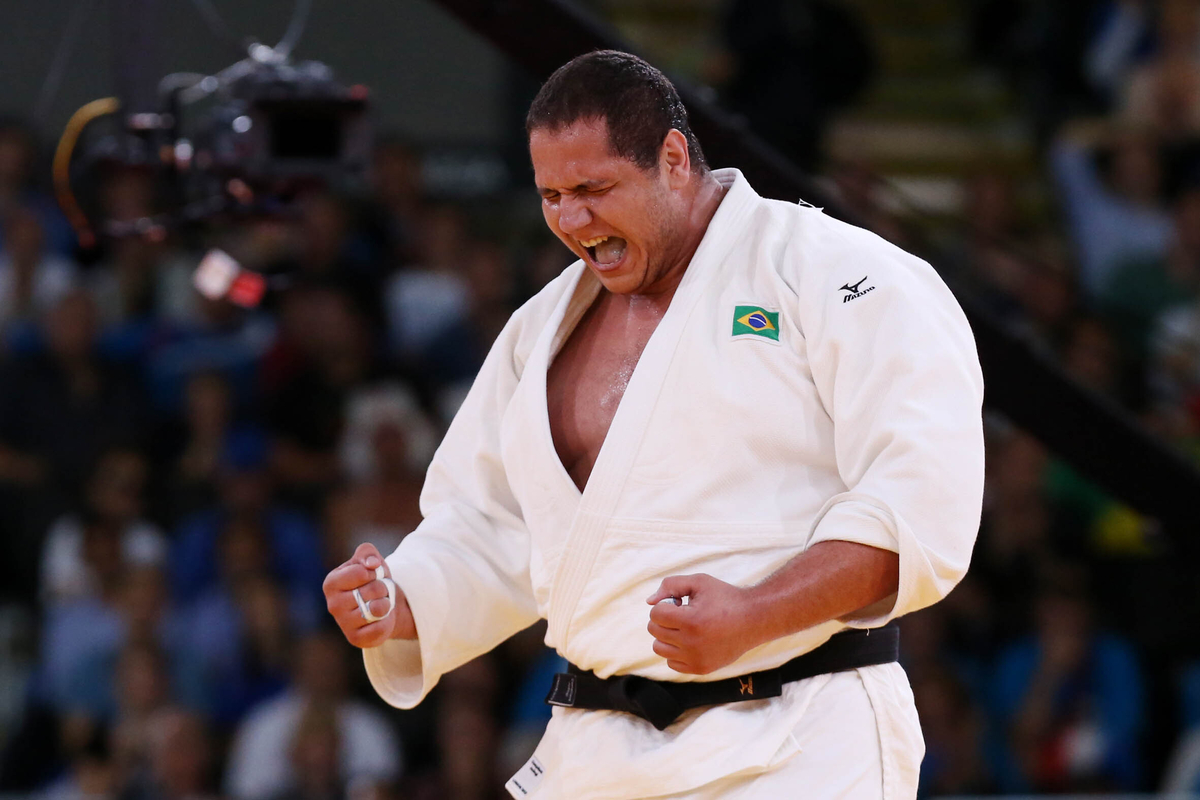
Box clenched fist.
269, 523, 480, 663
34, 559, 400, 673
324, 543, 418, 648
646, 573, 765, 675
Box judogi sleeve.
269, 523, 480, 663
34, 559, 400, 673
796, 224, 985, 625
363, 313, 540, 708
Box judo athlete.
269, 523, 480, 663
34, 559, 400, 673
324, 50, 984, 798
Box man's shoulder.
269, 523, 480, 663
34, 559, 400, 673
748, 201, 933, 295
741, 203, 962, 341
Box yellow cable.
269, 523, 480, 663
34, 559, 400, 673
53, 96, 119, 249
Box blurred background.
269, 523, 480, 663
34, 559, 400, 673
2, 0, 1200, 797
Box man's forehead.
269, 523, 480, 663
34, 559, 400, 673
530, 115, 611, 147
530, 118, 625, 187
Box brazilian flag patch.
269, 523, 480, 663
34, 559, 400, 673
732, 305, 780, 341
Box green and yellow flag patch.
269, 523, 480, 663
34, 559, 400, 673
732, 305, 780, 341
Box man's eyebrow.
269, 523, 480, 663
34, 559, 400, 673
537, 179, 611, 194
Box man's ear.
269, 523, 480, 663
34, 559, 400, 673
661, 129, 691, 187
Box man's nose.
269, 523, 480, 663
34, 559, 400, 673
557, 195, 592, 234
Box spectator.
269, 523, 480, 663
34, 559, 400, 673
326, 383, 435, 563
170, 428, 321, 726
969, 0, 1110, 138
183, 570, 298, 728
436, 657, 499, 800
153, 371, 236, 524
171, 426, 324, 614
1050, 119, 1172, 297
40, 447, 165, 605
122, 708, 219, 800
974, 430, 1056, 641
260, 191, 385, 327
1101, 186, 1200, 361
949, 171, 1023, 270
366, 135, 425, 266
421, 240, 517, 406
913, 669, 994, 796
88, 234, 201, 363
41, 566, 202, 722
273, 703, 345, 800
0, 289, 146, 492
225, 632, 402, 800
1120, 0, 1200, 140
89, 237, 185, 325
0, 205, 77, 342
1086, 1, 1157, 103
90, 640, 173, 767
265, 287, 383, 504
0, 290, 147, 599
1062, 315, 1123, 395
383, 204, 471, 360
899, 606, 987, 702
990, 571, 1144, 792
1013, 234, 1080, 352
145, 293, 275, 417
1161, 661, 1200, 792
37, 725, 118, 800
0, 119, 75, 257
718, 0, 876, 171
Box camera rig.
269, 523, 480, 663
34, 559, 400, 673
54, 0, 371, 247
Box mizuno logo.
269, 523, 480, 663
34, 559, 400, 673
839, 276, 875, 303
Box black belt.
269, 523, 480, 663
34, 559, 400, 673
544, 623, 899, 731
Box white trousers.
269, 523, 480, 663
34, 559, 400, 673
508, 663, 923, 800
656, 666, 918, 799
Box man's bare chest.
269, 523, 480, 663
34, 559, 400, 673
545, 296, 662, 492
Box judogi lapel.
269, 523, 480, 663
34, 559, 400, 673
541, 177, 761, 652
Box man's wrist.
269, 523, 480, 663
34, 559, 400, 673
738, 582, 788, 650
388, 593, 419, 640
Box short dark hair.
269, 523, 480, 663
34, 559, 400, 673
526, 50, 707, 173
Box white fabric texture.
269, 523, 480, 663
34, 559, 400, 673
364, 169, 984, 798
224, 692, 402, 800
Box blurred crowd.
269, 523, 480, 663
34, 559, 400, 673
817, 0, 1200, 795
0, 118, 574, 800
4, 0, 1200, 797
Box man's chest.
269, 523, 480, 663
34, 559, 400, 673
545, 295, 662, 492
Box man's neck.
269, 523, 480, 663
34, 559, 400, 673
632, 171, 727, 304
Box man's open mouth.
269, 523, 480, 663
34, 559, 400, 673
579, 235, 627, 266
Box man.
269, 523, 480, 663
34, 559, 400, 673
324, 51, 984, 798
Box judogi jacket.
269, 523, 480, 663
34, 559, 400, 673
365, 169, 985, 798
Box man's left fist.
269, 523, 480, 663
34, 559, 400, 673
646, 573, 765, 675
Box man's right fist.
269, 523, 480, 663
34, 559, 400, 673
324, 542, 418, 648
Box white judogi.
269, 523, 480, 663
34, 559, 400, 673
364, 169, 984, 798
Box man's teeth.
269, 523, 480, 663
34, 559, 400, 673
579, 236, 609, 248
